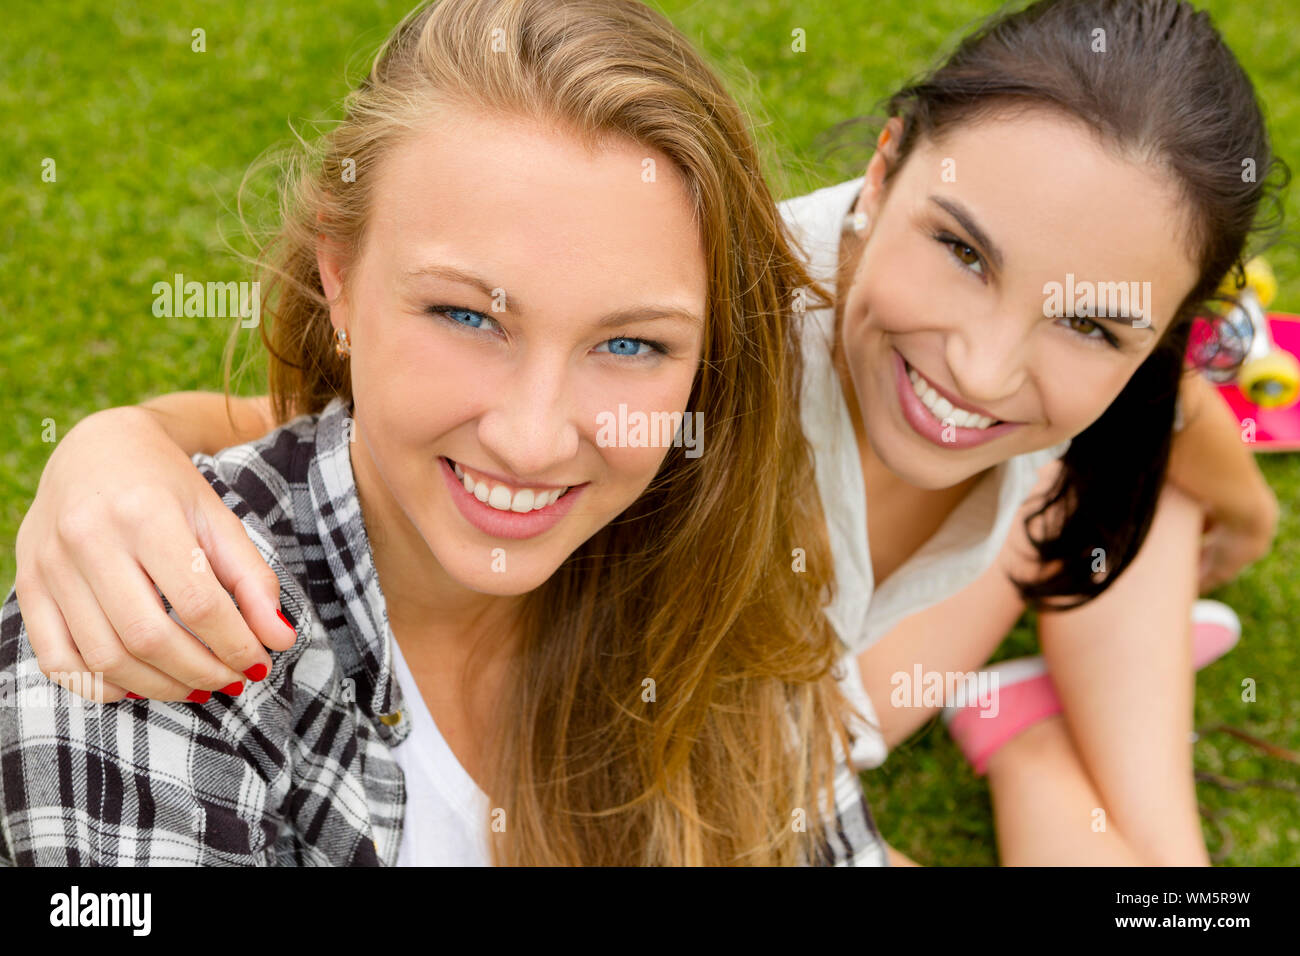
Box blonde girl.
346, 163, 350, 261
0, 0, 882, 866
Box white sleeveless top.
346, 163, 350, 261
777, 177, 1071, 768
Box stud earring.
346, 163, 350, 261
842, 210, 870, 236
334, 328, 351, 358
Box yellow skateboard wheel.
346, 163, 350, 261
1239, 349, 1300, 408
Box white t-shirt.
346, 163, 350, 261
389, 632, 492, 866
777, 177, 1071, 768
387, 626, 884, 866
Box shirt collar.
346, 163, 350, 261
306, 398, 408, 739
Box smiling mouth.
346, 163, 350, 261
903, 361, 1004, 430
444, 458, 573, 513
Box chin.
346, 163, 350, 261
870, 427, 989, 491
893, 458, 982, 491
445, 560, 559, 598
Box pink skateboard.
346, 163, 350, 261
1207, 313, 1300, 452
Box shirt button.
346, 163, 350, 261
379, 710, 402, 726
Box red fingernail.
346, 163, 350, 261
244, 662, 269, 682
277, 608, 295, 633
186, 690, 211, 703
219, 681, 244, 696
125, 692, 144, 700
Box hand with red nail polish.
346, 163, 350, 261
244, 662, 269, 682
11, 402, 298, 705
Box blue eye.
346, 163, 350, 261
428, 306, 501, 334
429, 306, 666, 358
595, 336, 667, 358
445, 308, 486, 328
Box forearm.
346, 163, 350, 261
1167, 373, 1275, 530
138, 392, 275, 457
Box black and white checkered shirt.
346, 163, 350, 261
0, 398, 886, 866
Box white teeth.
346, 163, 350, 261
449, 460, 569, 513
907, 365, 997, 430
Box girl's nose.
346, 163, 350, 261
476, 357, 581, 478
944, 320, 1031, 410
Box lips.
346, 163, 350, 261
904, 362, 1001, 429
439, 456, 587, 540
891, 350, 1022, 450
447, 458, 570, 513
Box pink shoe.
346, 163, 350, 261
942, 658, 1059, 776
1189, 599, 1241, 670
943, 600, 1240, 776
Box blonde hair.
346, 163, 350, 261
238, 0, 852, 865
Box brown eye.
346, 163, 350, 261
938, 234, 985, 276
1067, 315, 1102, 337
1054, 313, 1119, 348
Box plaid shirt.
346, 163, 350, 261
0, 398, 886, 866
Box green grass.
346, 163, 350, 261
1, 0, 1297, 864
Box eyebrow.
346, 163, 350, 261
928, 199, 1159, 334
929, 195, 1005, 273
404, 263, 703, 329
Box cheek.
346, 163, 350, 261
845, 246, 937, 345
351, 316, 498, 459
839, 275, 911, 395
576, 363, 698, 492
595, 445, 674, 504
1035, 347, 1141, 435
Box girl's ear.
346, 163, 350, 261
856, 116, 904, 218
315, 216, 348, 331
317, 237, 344, 302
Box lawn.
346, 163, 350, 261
1, 0, 1296, 864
